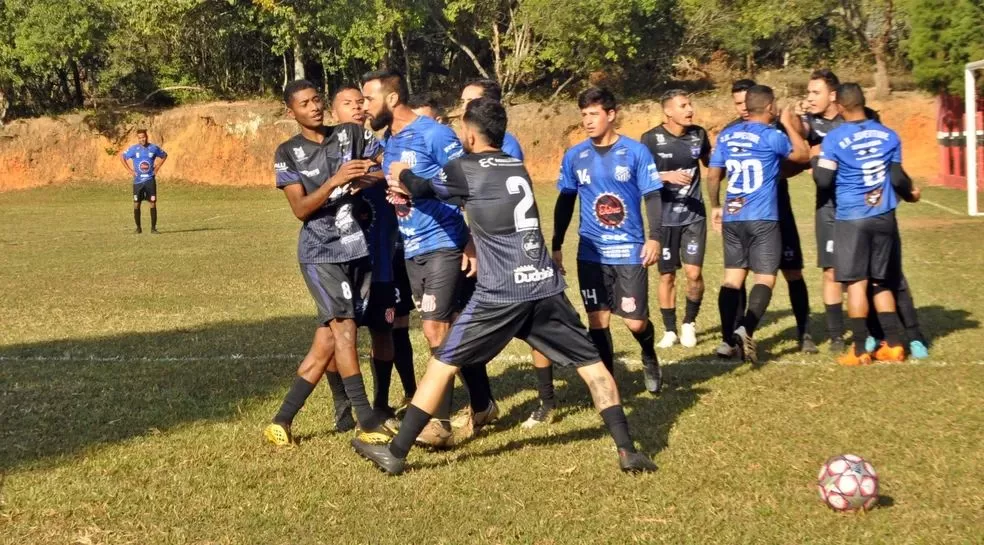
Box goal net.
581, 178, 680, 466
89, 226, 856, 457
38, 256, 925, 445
965, 59, 984, 216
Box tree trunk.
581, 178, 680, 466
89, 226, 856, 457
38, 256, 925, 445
293, 39, 306, 81
56, 69, 71, 106
745, 52, 755, 78
398, 29, 413, 94
0, 88, 8, 125
69, 59, 84, 107
282, 52, 289, 90
873, 52, 891, 99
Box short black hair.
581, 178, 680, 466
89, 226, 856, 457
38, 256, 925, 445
660, 89, 689, 107
283, 79, 318, 106
464, 79, 503, 103
330, 84, 362, 103
810, 68, 840, 91
836, 83, 866, 110
407, 93, 442, 112
744, 85, 775, 114
360, 69, 409, 104
136, 128, 148, 135
731, 79, 757, 94
463, 97, 506, 149
577, 87, 617, 111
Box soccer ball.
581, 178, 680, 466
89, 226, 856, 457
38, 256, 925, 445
817, 454, 879, 512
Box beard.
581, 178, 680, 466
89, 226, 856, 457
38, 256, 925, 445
369, 105, 393, 131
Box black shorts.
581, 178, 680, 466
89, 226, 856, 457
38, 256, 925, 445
723, 220, 781, 275
434, 292, 600, 368
392, 249, 414, 318
658, 220, 707, 274
778, 196, 804, 270
816, 204, 836, 269
834, 211, 901, 286
405, 248, 468, 322
362, 282, 395, 332
300, 257, 372, 325
576, 261, 649, 319
133, 180, 157, 203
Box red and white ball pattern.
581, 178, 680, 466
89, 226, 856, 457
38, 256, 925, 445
817, 454, 879, 512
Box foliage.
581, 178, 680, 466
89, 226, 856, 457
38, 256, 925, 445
904, 0, 984, 96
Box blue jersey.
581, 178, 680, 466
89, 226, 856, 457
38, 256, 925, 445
123, 143, 167, 184
382, 116, 468, 258
557, 136, 663, 265
503, 132, 523, 160
709, 121, 792, 222
819, 119, 901, 221
344, 130, 397, 282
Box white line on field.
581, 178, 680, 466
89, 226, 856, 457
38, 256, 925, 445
920, 198, 966, 216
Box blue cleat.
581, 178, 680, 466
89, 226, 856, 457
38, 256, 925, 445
909, 340, 929, 359
864, 336, 877, 354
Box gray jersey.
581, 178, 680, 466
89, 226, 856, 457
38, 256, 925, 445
640, 125, 710, 226
274, 124, 380, 264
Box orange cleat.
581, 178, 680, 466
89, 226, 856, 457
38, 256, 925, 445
837, 349, 872, 367
873, 342, 906, 362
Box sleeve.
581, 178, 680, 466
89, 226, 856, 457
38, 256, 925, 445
552, 191, 577, 251
154, 145, 168, 158
274, 146, 301, 189
556, 150, 578, 193
502, 133, 524, 160
644, 192, 662, 241
708, 134, 727, 167
813, 139, 839, 190
400, 159, 469, 205
122, 146, 134, 159
700, 129, 712, 159
889, 132, 902, 164
770, 130, 793, 159
636, 146, 663, 195
430, 125, 465, 167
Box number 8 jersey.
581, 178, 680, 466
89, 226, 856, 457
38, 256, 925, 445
818, 119, 901, 221
709, 121, 793, 222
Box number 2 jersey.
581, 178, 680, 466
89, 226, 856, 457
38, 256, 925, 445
818, 119, 901, 221
381, 115, 468, 258
404, 152, 565, 304
557, 137, 663, 265
709, 121, 793, 223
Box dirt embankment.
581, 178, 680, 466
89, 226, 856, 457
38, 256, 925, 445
0, 92, 937, 191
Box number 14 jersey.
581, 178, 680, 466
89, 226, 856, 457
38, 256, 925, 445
709, 121, 793, 223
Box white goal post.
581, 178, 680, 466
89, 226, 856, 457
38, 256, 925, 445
965, 59, 984, 216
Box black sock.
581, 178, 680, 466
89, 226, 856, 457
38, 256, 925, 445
324, 370, 350, 415
741, 284, 773, 336
718, 286, 741, 343
389, 404, 431, 460
787, 278, 810, 339
736, 283, 748, 332
600, 406, 635, 452
371, 358, 394, 410
825, 303, 844, 341
460, 364, 493, 413
273, 376, 316, 426
660, 308, 677, 334
342, 374, 379, 429
631, 321, 657, 359
683, 297, 701, 324
535, 364, 555, 407
134, 209, 141, 229
877, 312, 903, 346
865, 310, 884, 340
391, 327, 417, 397
588, 328, 615, 375
895, 288, 925, 343
150, 207, 158, 230
850, 317, 868, 354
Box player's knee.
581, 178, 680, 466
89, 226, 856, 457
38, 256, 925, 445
822, 268, 836, 281
586, 312, 609, 329
624, 318, 648, 334
659, 273, 676, 287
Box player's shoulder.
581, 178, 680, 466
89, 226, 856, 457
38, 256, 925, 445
563, 138, 594, 160
640, 124, 665, 142
275, 133, 305, 156
686, 124, 708, 140
615, 134, 647, 154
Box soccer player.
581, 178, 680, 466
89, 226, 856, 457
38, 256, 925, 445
408, 93, 446, 124
263, 80, 395, 446
553, 87, 664, 394
350, 97, 657, 475
707, 85, 811, 364
641, 90, 710, 349
459, 78, 556, 427
120, 129, 167, 234
812, 83, 917, 364
800, 69, 929, 358
362, 69, 497, 447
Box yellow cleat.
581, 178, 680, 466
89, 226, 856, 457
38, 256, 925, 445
264, 422, 293, 446
873, 342, 905, 363
355, 419, 398, 445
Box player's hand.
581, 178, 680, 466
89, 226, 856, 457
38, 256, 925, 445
462, 239, 478, 278
909, 187, 921, 203
348, 175, 378, 195
711, 207, 723, 234
330, 160, 373, 188
388, 161, 411, 182
779, 106, 799, 130
661, 170, 692, 185
385, 190, 410, 206
794, 99, 808, 117
640, 240, 660, 268
551, 250, 566, 275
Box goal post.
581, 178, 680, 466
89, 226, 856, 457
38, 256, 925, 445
965, 59, 984, 216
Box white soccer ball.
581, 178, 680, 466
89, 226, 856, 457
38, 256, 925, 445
817, 454, 879, 512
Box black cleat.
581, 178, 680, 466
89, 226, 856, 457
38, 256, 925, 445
800, 333, 819, 354
151, 229, 160, 234
351, 437, 406, 475
641, 353, 662, 394
733, 326, 758, 365
829, 336, 846, 355
134, 227, 142, 234
618, 448, 658, 473
333, 399, 356, 433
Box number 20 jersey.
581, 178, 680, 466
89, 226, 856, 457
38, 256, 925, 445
709, 121, 792, 223
557, 137, 663, 265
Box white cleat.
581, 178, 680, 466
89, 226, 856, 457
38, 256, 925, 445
656, 331, 678, 349
715, 341, 738, 358
679, 323, 697, 348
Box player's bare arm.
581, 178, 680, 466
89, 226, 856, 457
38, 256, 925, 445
706, 166, 724, 233
781, 107, 811, 164
283, 159, 373, 220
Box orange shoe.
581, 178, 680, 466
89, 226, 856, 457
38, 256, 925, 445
837, 349, 872, 367
873, 342, 905, 362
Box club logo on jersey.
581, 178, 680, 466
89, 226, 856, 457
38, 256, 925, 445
686, 241, 699, 256
400, 151, 417, 168
655, 133, 666, 144
337, 129, 350, 145
390, 193, 414, 220
725, 197, 745, 215
865, 187, 883, 206
385, 307, 395, 324
419, 293, 437, 313
522, 232, 542, 260
293, 147, 307, 161
593, 193, 626, 228
513, 265, 554, 284
138, 160, 151, 173
690, 146, 702, 158
614, 165, 631, 182
620, 297, 637, 313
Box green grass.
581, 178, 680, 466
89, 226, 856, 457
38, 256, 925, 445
1, 179, 982, 545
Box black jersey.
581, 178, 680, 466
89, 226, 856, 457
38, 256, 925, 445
640, 124, 710, 226
274, 123, 378, 264
801, 107, 880, 210
401, 151, 566, 304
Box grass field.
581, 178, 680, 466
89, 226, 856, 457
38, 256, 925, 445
1, 179, 982, 544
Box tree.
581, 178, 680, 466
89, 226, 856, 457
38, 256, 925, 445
830, 0, 901, 99
905, 0, 984, 96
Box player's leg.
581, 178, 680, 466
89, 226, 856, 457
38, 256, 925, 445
818, 208, 845, 352
679, 219, 707, 348
732, 221, 782, 364
834, 217, 876, 365
717, 223, 748, 358
391, 255, 417, 405
324, 353, 356, 432
779, 197, 814, 352
656, 225, 681, 348
365, 282, 397, 416
869, 215, 906, 362
522, 349, 557, 429
133, 189, 142, 234
895, 275, 928, 358
578, 260, 616, 375
614, 265, 661, 394
148, 181, 159, 234
265, 325, 334, 445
